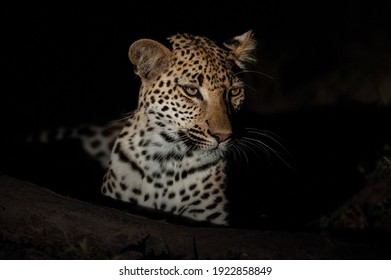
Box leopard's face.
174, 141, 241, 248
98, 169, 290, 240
101, 31, 257, 225
134, 33, 252, 152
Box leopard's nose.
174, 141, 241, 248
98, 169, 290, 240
212, 132, 232, 143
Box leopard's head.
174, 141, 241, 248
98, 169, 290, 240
128, 31, 257, 151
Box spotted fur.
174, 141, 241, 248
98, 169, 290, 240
26, 122, 123, 169
101, 31, 257, 225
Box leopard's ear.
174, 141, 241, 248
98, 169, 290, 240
128, 39, 172, 80
223, 30, 257, 69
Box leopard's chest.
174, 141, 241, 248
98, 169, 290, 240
101, 124, 229, 225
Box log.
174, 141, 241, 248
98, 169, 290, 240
0, 175, 384, 259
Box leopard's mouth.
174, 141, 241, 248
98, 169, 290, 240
178, 130, 229, 153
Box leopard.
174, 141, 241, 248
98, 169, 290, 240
99, 30, 258, 226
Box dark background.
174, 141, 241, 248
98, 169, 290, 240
1, 1, 391, 231
3, 1, 389, 127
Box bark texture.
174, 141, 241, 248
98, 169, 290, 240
0, 175, 388, 259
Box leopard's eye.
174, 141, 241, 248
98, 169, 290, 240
229, 87, 242, 96
181, 85, 199, 96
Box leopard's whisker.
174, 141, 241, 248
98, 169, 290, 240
238, 137, 273, 162
234, 69, 274, 80
228, 141, 250, 165
237, 131, 296, 171
245, 128, 292, 156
